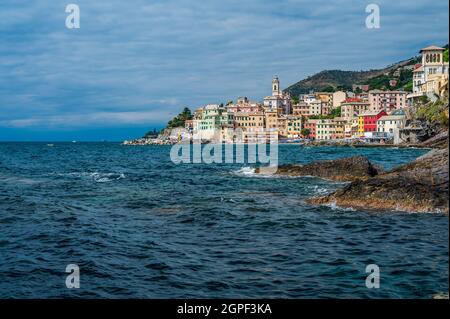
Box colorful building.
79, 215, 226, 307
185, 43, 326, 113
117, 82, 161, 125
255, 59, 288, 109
286, 116, 303, 138
332, 117, 347, 139
368, 90, 408, 112
341, 100, 370, 119
358, 110, 387, 136
377, 114, 406, 136
316, 119, 336, 140
303, 119, 318, 139
292, 103, 310, 117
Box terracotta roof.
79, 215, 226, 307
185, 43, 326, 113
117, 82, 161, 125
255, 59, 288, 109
344, 97, 362, 103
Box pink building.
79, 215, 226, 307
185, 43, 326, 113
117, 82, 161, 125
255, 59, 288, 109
368, 90, 407, 112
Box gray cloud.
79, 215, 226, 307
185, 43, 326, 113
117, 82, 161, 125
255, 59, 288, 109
0, 0, 448, 130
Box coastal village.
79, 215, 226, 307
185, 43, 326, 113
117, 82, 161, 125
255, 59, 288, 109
124, 45, 449, 145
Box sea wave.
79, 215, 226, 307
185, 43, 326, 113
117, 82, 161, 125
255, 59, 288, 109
325, 201, 356, 212
0, 175, 41, 185
58, 172, 126, 183
308, 185, 334, 195
231, 166, 299, 179
231, 166, 278, 178
234, 167, 256, 176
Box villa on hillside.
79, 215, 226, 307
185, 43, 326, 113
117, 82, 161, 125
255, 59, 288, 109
408, 45, 449, 103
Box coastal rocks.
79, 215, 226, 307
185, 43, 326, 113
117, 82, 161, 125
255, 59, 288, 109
301, 139, 393, 147
123, 138, 175, 145
419, 130, 449, 149
257, 156, 383, 182
308, 147, 449, 213
398, 120, 443, 145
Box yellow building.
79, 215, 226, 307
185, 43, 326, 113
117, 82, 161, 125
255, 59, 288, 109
277, 116, 288, 137
357, 115, 365, 137
333, 117, 347, 139
234, 112, 266, 142
264, 110, 278, 131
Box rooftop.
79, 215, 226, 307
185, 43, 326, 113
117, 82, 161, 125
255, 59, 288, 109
378, 115, 406, 121
359, 110, 386, 117
420, 45, 445, 52
369, 89, 407, 94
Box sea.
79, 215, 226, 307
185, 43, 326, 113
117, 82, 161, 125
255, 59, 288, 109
0, 142, 448, 298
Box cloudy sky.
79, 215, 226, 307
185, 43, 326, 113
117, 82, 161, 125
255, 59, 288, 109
0, 0, 448, 141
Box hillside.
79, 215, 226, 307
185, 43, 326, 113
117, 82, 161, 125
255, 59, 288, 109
284, 57, 419, 96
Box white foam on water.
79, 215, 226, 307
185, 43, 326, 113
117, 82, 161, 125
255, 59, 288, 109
325, 201, 356, 212
232, 166, 279, 178
394, 205, 445, 214
58, 172, 126, 183
1, 175, 41, 185
234, 167, 256, 176
308, 184, 333, 195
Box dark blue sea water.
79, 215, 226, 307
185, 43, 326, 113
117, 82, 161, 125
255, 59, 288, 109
0, 143, 448, 298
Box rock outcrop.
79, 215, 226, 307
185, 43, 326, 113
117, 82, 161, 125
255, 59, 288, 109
398, 120, 443, 144
419, 130, 449, 149
256, 156, 383, 182
308, 147, 449, 213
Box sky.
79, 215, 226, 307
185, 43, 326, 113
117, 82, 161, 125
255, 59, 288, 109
0, 0, 448, 141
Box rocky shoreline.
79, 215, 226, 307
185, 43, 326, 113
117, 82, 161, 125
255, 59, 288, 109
262, 130, 449, 214
256, 156, 383, 182
123, 138, 176, 145
308, 147, 448, 213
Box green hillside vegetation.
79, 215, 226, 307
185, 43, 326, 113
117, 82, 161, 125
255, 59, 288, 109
360, 68, 414, 91
416, 98, 449, 126
166, 107, 193, 129
309, 107, 341, 120
284, 69, 378, 95
143, 128, 160, 138
284, 53, 425, 96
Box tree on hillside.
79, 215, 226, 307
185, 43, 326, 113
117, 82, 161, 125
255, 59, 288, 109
404, 80, 413, 92
144, 128, 160, 138
444, 49, 449, 62
167, 107, 193, 129
320, 85, 335, 92
330, 106, 341, 118
300, 128, 311, 138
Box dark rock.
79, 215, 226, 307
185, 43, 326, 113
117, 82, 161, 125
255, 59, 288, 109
257, 156, 383, 182
420, 130, 449, 149
399, 120, 445, 144
308, 147, 449, 213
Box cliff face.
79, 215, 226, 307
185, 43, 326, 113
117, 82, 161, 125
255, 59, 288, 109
308, 147, 449, 213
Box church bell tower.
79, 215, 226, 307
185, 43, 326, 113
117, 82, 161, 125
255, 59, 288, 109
272, 76, 281, 96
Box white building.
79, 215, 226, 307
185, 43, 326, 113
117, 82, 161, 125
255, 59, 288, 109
193, 104, 224, 141
409, 45, 449, 102
263, 76, 292, 114
377, 114, 406, 136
